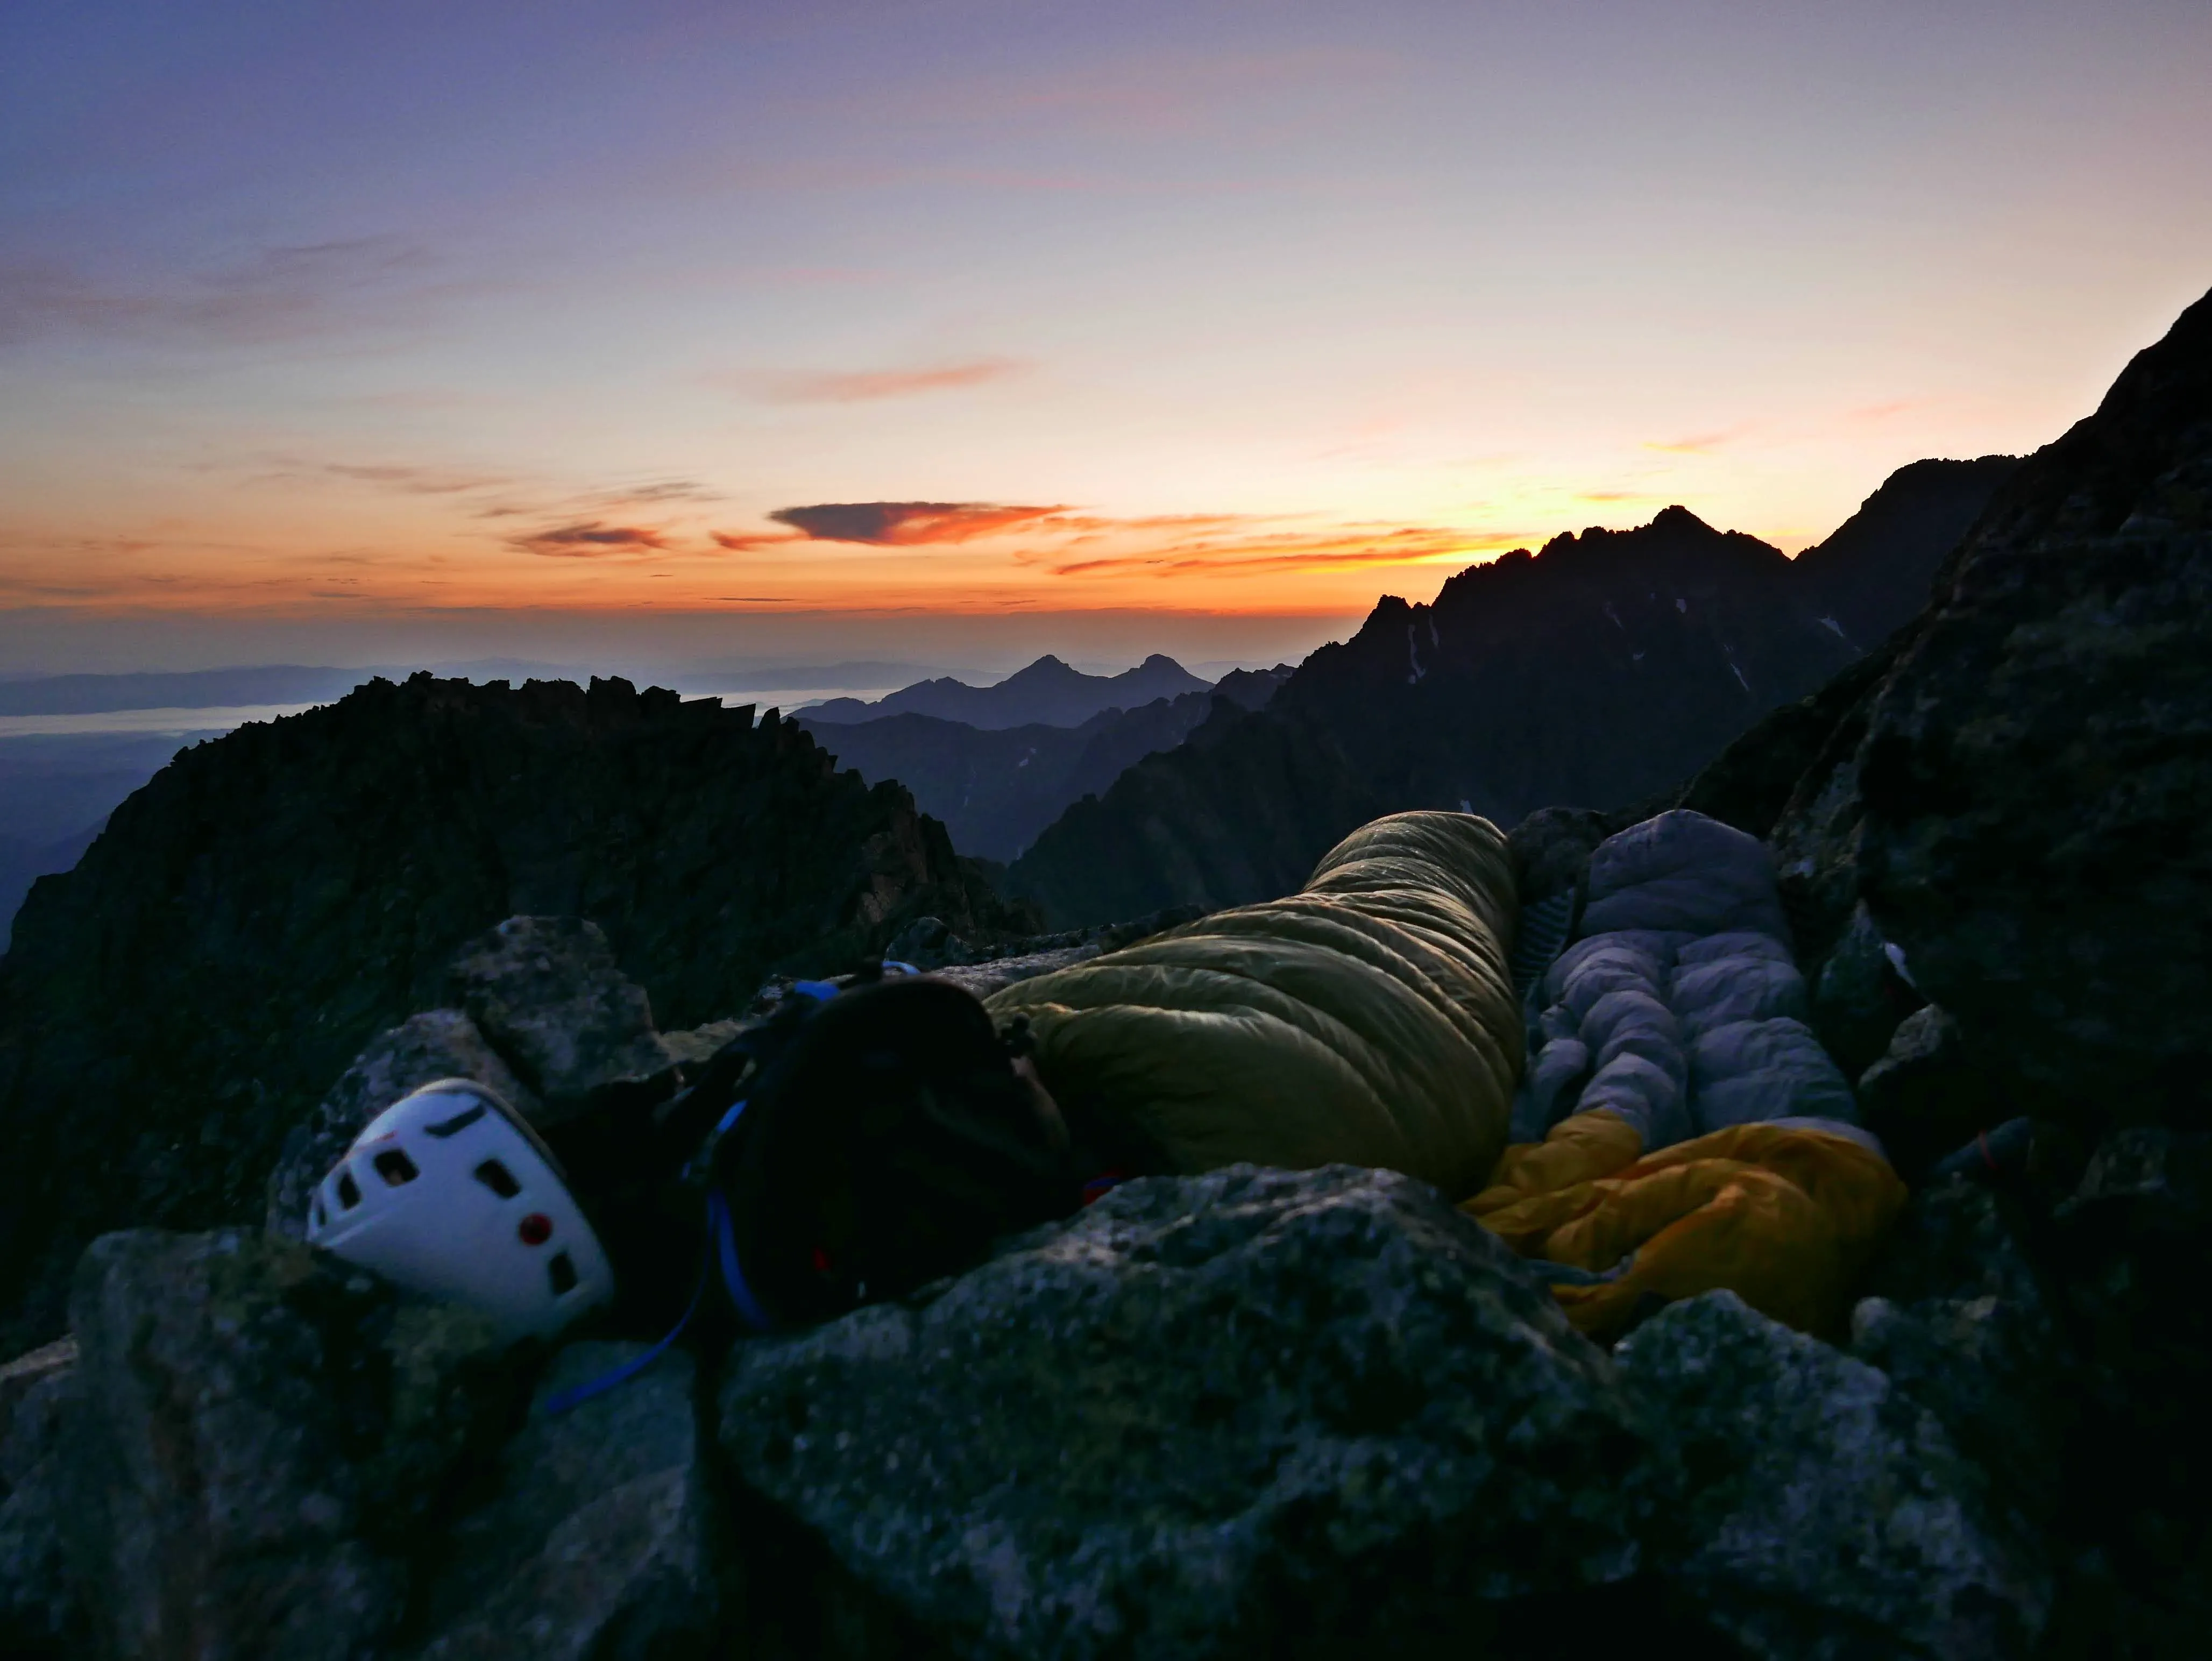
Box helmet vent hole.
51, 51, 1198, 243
336, 1170, 362, 1210
373, 1148, 419, 1186
547, 1252, 578, 1296
310, 1198, 327, 1230
473, 1159, 521, 1199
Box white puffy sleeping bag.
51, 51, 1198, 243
1511, 810, 1861, 1151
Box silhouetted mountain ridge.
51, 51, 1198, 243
1007, 475, 2014, 927
806, 652, 1211, 729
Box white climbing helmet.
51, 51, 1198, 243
304, 1078, 615, 1344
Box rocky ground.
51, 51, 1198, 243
0, 866, 2195, 1657
1, 288, 2206, 1657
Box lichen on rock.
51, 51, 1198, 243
58, 1228, 519, 1661
1617, 1289, 2050, 1660
720, 1163, 1658, 1658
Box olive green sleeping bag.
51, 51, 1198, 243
984, 811, 1523, 1201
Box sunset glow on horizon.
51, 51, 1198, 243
5, 1, 2210, 671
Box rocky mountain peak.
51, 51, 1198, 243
1954, 285, 2212, 558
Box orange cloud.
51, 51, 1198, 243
511, 521, 671, 557
1050, 523, 1520, 580
710, 528, 805, 552
762, 501, 1068, 545
1644, 427, 1745, 456
735, 357, 1030, 404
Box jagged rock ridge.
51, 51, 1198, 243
0, 672, 1019, 1355
1684, 282, 2212, 1121
1008, 502, 1897, 927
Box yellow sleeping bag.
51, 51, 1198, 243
1465, 1110, 1908, 1340
984, 812, 1523, 1201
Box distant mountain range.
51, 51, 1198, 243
798, 668, 1291, 862
1005, 459, 2015, 927
805, 653, 1213, 729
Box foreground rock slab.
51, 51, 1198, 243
60, 1229, 514, 1661
1, 1344, 81, 1655
720, 1164, 1654, 1659
1617, 1290, 2050, 1660
414, 1342, 722, 1660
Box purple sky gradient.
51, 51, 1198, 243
3, 0, 2209, 675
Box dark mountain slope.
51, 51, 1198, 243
0, 731, 235, 943
1010, 508, 1862, 925
1746, 282, 2212, 1116
0, 822, 103, 951
0, 673, 1012, 1352
1667, 284, 2212, 1636
797, 666, 1290, 862
1791, 455, 2022, 647
997, 696, 1384, 927
807, 652, 1210, 729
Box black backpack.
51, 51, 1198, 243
689, 973, 1078, 1329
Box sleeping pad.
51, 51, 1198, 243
1465, 809, 1906, 1339
983, 811, 1522, 1202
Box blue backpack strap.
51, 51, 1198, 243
708, 1187, 776, 1333
539, 1268, 706, 1416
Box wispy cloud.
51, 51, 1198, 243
0, 239, 451, 347
322, 462, 511, 495
757, 501, 1068, 546
833, 46, 1390, 138
602, 478, 724, 505
511, 521, 671, 557
1644, 427, 1745, 456
724, 357, 1030, 404
1847, 399, 1926, 422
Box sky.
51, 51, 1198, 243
3, 0, 2209, 678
